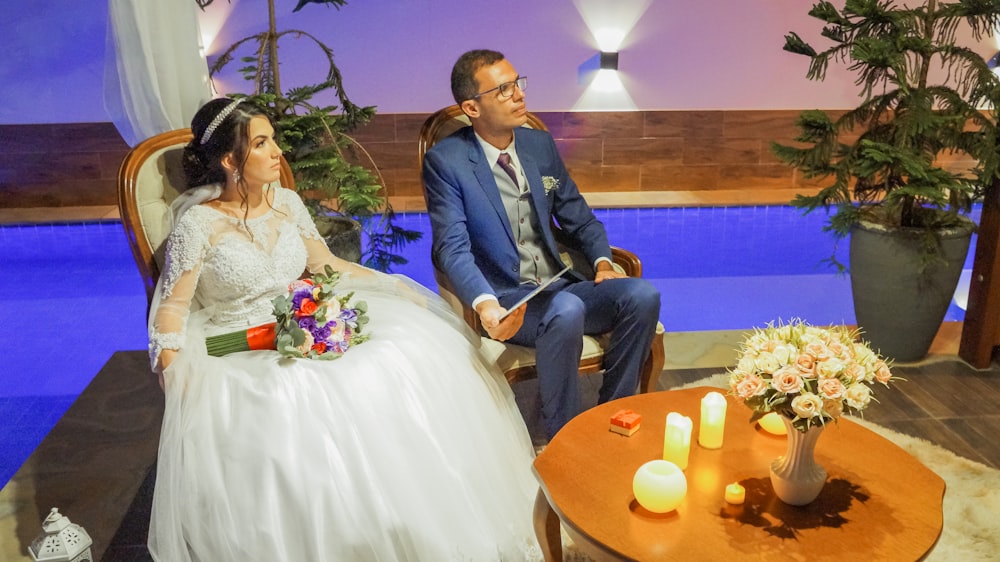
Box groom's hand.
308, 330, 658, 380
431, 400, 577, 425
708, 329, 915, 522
594, 261, 626, 283
477, 300, 524, 341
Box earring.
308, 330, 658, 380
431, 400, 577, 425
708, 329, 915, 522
233, 170, 241, 184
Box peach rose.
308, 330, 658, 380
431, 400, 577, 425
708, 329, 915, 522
773, 343, 797, 365
754, 352, 781, 375
817, 377, 845, 400
735, 373, 769, 399
296, 330, 315, 355
816, 357, 846, 378
771, 367, 803, 394
793, 353, 816, 376
823, 398, 844, 419
874, 361, 892, 384
841, 361, 866, 384
736, 353, 757, 374
792, 392, 824, 419
844, 383, 873, 410
804, 341, 833, 361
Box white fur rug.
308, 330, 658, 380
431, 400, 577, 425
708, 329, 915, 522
563, 374, 1000, 561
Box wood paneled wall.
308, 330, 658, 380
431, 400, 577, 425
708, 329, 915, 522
0, 110, 976, 210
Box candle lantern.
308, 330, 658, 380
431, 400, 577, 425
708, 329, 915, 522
28, 508, 93, 562
632, 459, 688, 513
698, 391, 727, 449
662, 412, 693, 470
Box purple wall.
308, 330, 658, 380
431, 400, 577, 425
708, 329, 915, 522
2, 0, 995, 124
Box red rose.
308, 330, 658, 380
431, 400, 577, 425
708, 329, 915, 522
296, 298, 319, 316
311, 341, 327, 354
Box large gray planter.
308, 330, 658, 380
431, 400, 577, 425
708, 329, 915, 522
314, 215, 362, 263
849, 219, 974, 362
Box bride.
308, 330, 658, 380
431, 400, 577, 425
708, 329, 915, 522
147, 97, 540, 561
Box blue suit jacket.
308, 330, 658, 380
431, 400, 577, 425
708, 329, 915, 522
423, 126, 612, 307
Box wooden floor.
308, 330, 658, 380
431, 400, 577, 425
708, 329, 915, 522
659, 359, 1000, 470
94, 355, 1000, 561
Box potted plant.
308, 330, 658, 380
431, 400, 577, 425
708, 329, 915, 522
196, 0, 421, 271
772, 0, 1000, 361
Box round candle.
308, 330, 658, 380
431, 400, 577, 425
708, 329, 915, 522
698, 391, 727, 449
724, 482, 746, 505
759, 412, 788, 435
633, 460, 688, 513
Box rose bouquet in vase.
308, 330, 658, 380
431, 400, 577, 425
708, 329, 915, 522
206, 265, 369, 359
727, 319, 900, 505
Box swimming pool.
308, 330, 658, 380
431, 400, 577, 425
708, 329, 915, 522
0, 204, 980, 486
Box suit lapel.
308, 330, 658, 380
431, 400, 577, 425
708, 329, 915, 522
515, 131, 562, 259
465, 129, 516, 246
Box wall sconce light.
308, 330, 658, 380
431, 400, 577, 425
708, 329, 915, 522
600, 51, 619, 71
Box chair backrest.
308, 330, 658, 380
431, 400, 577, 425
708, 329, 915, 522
417, 104, 548, 173
117, 128, 295, 307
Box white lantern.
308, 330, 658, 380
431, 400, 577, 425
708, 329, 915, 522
28, 508, 93, 562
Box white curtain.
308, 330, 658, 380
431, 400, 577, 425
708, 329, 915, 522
104, 0, 213, 147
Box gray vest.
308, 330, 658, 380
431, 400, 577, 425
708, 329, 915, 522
492, 159, 560, 284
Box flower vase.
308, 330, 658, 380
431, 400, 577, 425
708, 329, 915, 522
769, 415, 827, 506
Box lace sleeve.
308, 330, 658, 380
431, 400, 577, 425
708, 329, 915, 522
148, 211, 208, 370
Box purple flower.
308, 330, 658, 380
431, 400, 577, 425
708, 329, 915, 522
291, 287, 313, 308
297, 316, 317, 332
312, 323, 332, 342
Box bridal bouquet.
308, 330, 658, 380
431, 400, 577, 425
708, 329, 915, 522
727, 319, 897, 433
206, 265, 369, 359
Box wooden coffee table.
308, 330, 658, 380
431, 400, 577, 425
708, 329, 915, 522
532, 388, 945, 561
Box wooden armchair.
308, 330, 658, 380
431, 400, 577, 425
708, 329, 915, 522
418, 105, 665, 394
116, 128, 295, 309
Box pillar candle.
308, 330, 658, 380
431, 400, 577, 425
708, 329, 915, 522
698, 391, 727, 449
662, 412, 693, 470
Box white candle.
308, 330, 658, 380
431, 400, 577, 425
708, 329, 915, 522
662, 412, 693, 470
633, 460, 688, 513
724, 482, 746, 505
759, 412, 788, 435
698, 391, 727, 449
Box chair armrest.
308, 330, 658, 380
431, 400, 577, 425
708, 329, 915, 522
611, 246, 642, 278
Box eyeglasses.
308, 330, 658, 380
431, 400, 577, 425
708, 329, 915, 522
473, 76, 527, 100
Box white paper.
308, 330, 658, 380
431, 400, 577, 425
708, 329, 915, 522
498, 265, 572, 321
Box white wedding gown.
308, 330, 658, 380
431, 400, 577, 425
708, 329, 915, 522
147, 186, 541, 561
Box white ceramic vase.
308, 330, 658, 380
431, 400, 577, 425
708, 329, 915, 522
769, 415, 827, 506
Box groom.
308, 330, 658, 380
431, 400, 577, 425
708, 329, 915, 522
422, 49, 661, 438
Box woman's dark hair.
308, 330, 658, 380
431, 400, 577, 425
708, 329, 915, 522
182, 97, 272, 189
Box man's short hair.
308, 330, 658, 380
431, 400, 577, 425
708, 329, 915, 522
451, 49, 506, 104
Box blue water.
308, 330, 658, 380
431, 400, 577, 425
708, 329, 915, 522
0, 204, 980, 487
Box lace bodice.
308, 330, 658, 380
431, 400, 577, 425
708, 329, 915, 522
149, 187, 349, 366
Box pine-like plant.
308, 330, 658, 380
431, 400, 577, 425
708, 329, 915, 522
773, 0, 1000, 265
197, 0, 421, 271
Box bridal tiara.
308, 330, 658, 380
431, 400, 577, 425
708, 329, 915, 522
200, 99, 243, 145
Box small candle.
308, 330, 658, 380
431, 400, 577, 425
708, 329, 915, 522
662, 412, 693, 470
759, 412, 788, 435
724, 482, 746, 505
698, 391, 727, 449
633, 460, 688, 513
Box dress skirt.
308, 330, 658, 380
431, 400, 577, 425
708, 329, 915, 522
149, 279, 541, 561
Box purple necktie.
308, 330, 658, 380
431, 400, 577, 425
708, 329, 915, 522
497, 152, 519, 187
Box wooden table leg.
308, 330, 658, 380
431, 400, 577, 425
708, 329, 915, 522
533, 487, 562, 562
